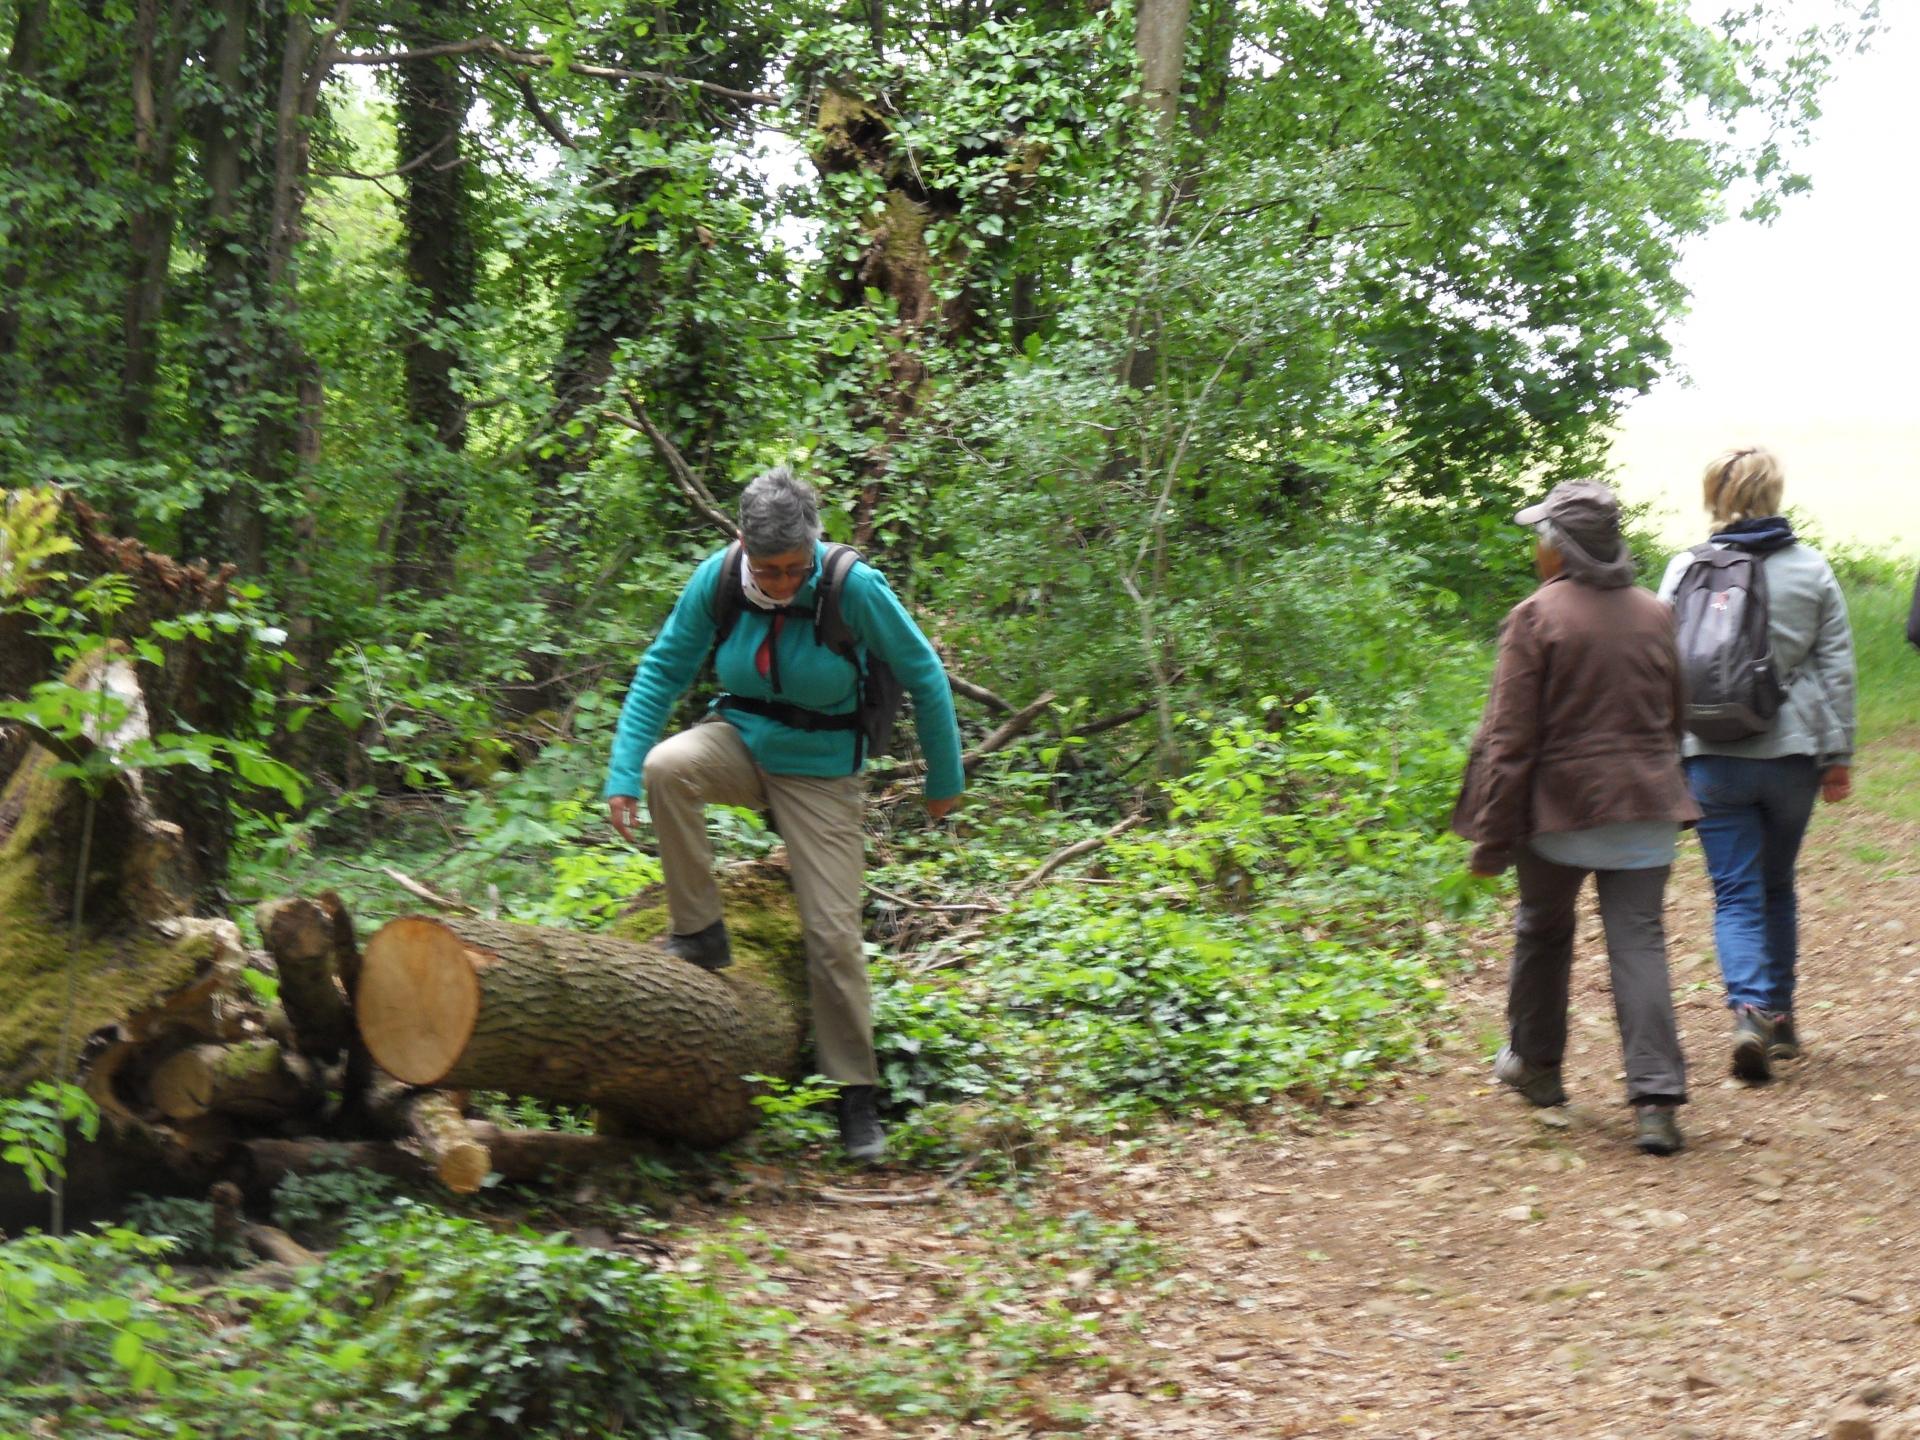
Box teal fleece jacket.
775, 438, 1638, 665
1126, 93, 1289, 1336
604, 541, 965, 802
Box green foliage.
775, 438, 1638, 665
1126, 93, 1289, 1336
253, 1201, 751, 1438
866, 701, 1486, 1140
743, 1074, 842, 1154
119, 1195, 242, 1266
0, 1081, 99, 1194
269, 1165, 403, 1239
0, 1226, 195, 1423
1, 1205, 768, 1439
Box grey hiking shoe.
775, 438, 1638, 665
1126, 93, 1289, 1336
1731, 1004, 1772, 1082
1768, 1011, 1800, 1061
663, 919, 732, 972
836, 1085, 886, 1165
1493, 1045, 1567, 1108
1634, 1103, 1683, 1156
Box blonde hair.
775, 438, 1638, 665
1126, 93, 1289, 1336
1702, 446, 1785, 527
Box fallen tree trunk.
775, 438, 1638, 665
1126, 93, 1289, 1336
355, 873, 809, 1146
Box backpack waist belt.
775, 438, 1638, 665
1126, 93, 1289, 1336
717, 694, 860, 733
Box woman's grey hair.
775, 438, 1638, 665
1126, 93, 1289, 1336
737, 466, 821, 556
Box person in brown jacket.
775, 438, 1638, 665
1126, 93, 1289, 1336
1453, 481, 1702, 1155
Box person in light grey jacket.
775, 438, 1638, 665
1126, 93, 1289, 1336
1658, 446, 1856, 1083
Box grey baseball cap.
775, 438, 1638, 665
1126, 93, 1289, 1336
1514, 480, 1622, 551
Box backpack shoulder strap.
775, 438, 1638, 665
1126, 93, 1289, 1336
710, 540, 746, 643
813, 544, 864, 658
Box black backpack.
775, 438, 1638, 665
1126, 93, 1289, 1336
708, 540, 907, 770
1670, 543, 1788, 742
1907, 563, 1920, 651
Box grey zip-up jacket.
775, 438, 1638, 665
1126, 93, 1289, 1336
1657, 534, 1856, 767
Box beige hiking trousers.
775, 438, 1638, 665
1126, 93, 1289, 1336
643, 718, 874, 1085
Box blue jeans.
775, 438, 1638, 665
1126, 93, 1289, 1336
1683, 754, 1821, 1013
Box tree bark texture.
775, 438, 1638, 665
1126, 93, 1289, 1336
356, 899, 807, 1146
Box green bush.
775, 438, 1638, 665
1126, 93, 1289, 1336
2, 1204, 762, 1439
254, 1200, 750, 1438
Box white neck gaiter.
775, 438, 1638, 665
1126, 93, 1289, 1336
739, 550, 782, 610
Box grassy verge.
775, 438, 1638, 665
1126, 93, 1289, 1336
1838, 560, 1920, 826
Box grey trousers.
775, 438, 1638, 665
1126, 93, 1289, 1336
643, 719, 875, 1085
1508, 850, 1688, 1104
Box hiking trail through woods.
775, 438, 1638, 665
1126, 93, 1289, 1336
687, 736, 1920, 1438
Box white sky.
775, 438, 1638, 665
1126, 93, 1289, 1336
1609, 6, 1920, 553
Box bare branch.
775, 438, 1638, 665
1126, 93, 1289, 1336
1010, 811, 1146, 897
316, 131, 456, 181
1068, 701, 1154, 740
946, 673, 1013, 712
968, 691, 1056, 768
873, 690, 1057, 780
503, 66, 577, 149
612, 395, 736, 537
328, 37, 779, 107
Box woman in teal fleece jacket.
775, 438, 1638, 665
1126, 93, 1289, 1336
605, 466, 962, 1162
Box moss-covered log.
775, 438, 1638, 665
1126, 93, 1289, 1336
0, 737, 248, 1098
354, 873, 809, 1146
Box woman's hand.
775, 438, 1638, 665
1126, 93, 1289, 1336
1821, 765, 1852, 805
608, 794, 640, 843
926, 794, 960, 821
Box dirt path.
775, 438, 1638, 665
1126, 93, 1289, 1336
1110, 755, 1920, 1439
691, 745, 1920, 1438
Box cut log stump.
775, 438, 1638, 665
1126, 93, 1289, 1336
355, 873, 808, 1146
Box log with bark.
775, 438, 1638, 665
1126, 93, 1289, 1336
354, 871, 810, 1146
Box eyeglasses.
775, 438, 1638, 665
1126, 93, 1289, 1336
747, 559, 814, 584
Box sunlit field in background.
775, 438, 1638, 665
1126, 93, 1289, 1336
1610, 414, 1920, 554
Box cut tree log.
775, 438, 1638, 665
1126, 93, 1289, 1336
354, 871, 809, 1146
358, 1078, 491, 1193
256, 894, 358, 1063
149, 1040, 321, 1123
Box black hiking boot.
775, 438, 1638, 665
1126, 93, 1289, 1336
1730, 1004, 1773, 1083
663, 919, 732, 972
1493, 1045, 1567, 1108
836, 1085, 886, 1165
1634, 1103, 1684, 1156
1768, 1011, 1800, 1061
